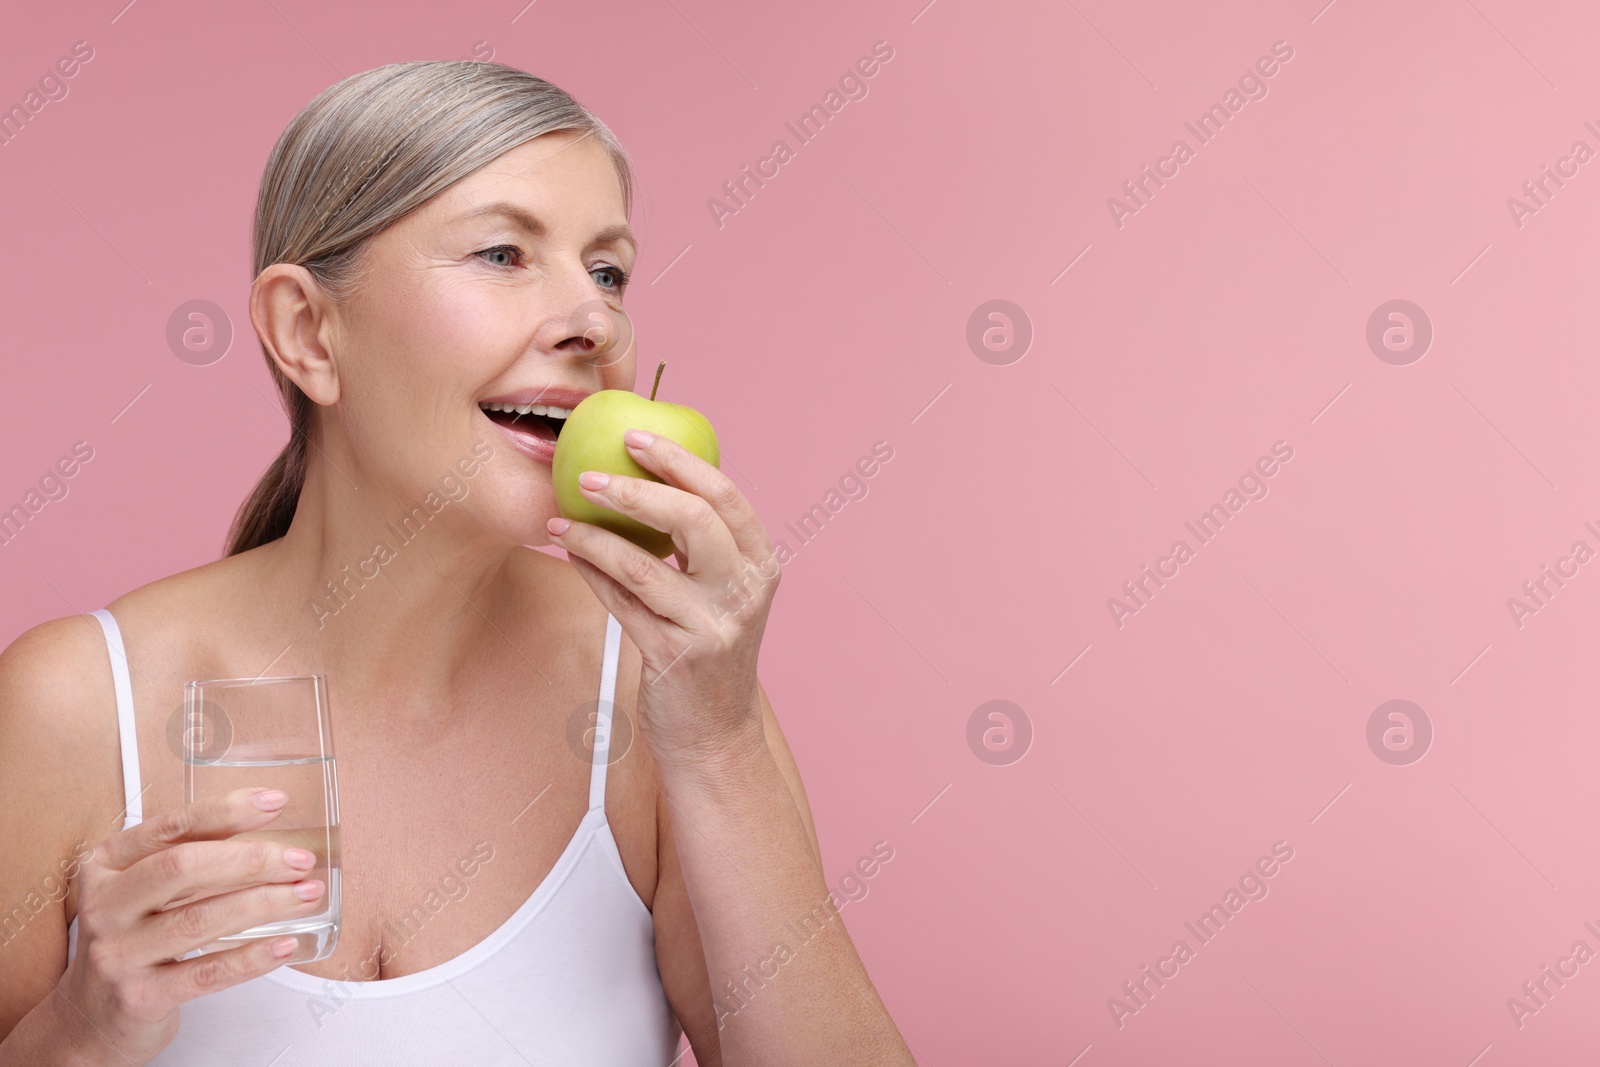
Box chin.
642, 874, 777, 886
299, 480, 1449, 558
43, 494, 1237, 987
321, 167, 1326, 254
484, 497, 561, 549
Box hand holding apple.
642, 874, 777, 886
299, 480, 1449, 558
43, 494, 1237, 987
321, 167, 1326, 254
545, 368, 779, 769
552, 362, 720, 558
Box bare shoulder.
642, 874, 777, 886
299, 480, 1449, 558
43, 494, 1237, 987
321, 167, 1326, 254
0, 611, 126, 848
0, 551, 263, 849
87, 549, 264, 661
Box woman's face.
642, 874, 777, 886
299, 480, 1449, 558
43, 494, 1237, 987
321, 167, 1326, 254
327, 130, 638, 548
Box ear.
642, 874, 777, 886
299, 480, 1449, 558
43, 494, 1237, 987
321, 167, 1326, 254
250, 264, 342, 406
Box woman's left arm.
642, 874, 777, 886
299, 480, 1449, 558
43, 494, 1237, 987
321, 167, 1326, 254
546, 428, 916, 1067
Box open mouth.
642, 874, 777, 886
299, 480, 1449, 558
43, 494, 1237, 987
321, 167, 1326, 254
478, 401, 571, 443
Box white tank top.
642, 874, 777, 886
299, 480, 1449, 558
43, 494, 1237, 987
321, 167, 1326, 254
67, 607, 683, 1066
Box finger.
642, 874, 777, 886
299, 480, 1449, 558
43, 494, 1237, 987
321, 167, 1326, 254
622, 430, 772, 564
565, 553, 699, 681
573, 470, 739, 578
111, 836, 321, 924
95, 788, 292, 873
552, 519, 687, 623
564, 551, 669, 642
127, 879, 326, 967
157, 933, 303, 1006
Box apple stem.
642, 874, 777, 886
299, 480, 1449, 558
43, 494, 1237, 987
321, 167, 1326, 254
649, 360, 666, 402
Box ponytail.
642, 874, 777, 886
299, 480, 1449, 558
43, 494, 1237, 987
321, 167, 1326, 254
223, 388, 311, 556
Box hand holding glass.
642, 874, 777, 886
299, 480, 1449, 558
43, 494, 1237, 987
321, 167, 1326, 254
181, 674, 341, 964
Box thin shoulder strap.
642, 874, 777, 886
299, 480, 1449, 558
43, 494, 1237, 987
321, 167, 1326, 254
587, 613, 623, 812
89, 609, 144, 829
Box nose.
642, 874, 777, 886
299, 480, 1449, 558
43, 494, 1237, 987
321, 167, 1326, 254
532, 255, 634, 369
558, 296, 634, 370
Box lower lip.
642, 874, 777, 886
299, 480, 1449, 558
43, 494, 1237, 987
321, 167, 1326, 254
484, 412, 558, 464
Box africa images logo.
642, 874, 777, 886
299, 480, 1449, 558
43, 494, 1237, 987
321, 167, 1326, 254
706, 40, 895, 229
1105, 40, 1296, 229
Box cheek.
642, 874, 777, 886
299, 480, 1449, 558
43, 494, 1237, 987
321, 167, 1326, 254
343, 313, 487, 434
599, 351, 637, 394
378, 268, 518, 380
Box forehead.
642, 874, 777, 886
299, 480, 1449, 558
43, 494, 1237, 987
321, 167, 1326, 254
434, 131, 627, 226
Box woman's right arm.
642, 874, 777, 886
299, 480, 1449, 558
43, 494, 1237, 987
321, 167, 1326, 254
0, 615, 127, 1063
0, 617, 327, 1065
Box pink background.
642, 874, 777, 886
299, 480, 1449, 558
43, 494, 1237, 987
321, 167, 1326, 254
4, 0, 1599, 1062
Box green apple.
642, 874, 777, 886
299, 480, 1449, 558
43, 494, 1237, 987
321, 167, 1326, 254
552, 363, 720, 558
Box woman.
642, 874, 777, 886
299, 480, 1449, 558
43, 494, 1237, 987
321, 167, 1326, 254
0, 60, 915, 1065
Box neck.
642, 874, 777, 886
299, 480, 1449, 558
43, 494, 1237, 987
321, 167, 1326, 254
253, 442, 538, 720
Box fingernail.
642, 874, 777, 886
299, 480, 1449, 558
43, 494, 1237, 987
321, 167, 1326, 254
624, 429, 654, 448
578, 471, 611, 490
270, 937, 298, 958
252, 790, 289, 811
294, 880, 324, 902
284, 848, 316, 869
547, 517, 571, 536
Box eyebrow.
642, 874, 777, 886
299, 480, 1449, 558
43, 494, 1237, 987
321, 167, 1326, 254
452, 201, 636, 252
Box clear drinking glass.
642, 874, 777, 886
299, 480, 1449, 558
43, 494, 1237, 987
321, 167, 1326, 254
181, 674, 341, 964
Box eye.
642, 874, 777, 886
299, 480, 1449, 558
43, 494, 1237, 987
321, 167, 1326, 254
591, 263, 630, 293
475, 244, 524, 268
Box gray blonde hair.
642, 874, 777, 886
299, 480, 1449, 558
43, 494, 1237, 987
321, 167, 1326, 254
224, 59, 635, 557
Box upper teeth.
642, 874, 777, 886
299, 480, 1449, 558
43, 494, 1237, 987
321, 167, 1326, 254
479, 402, 574, 418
